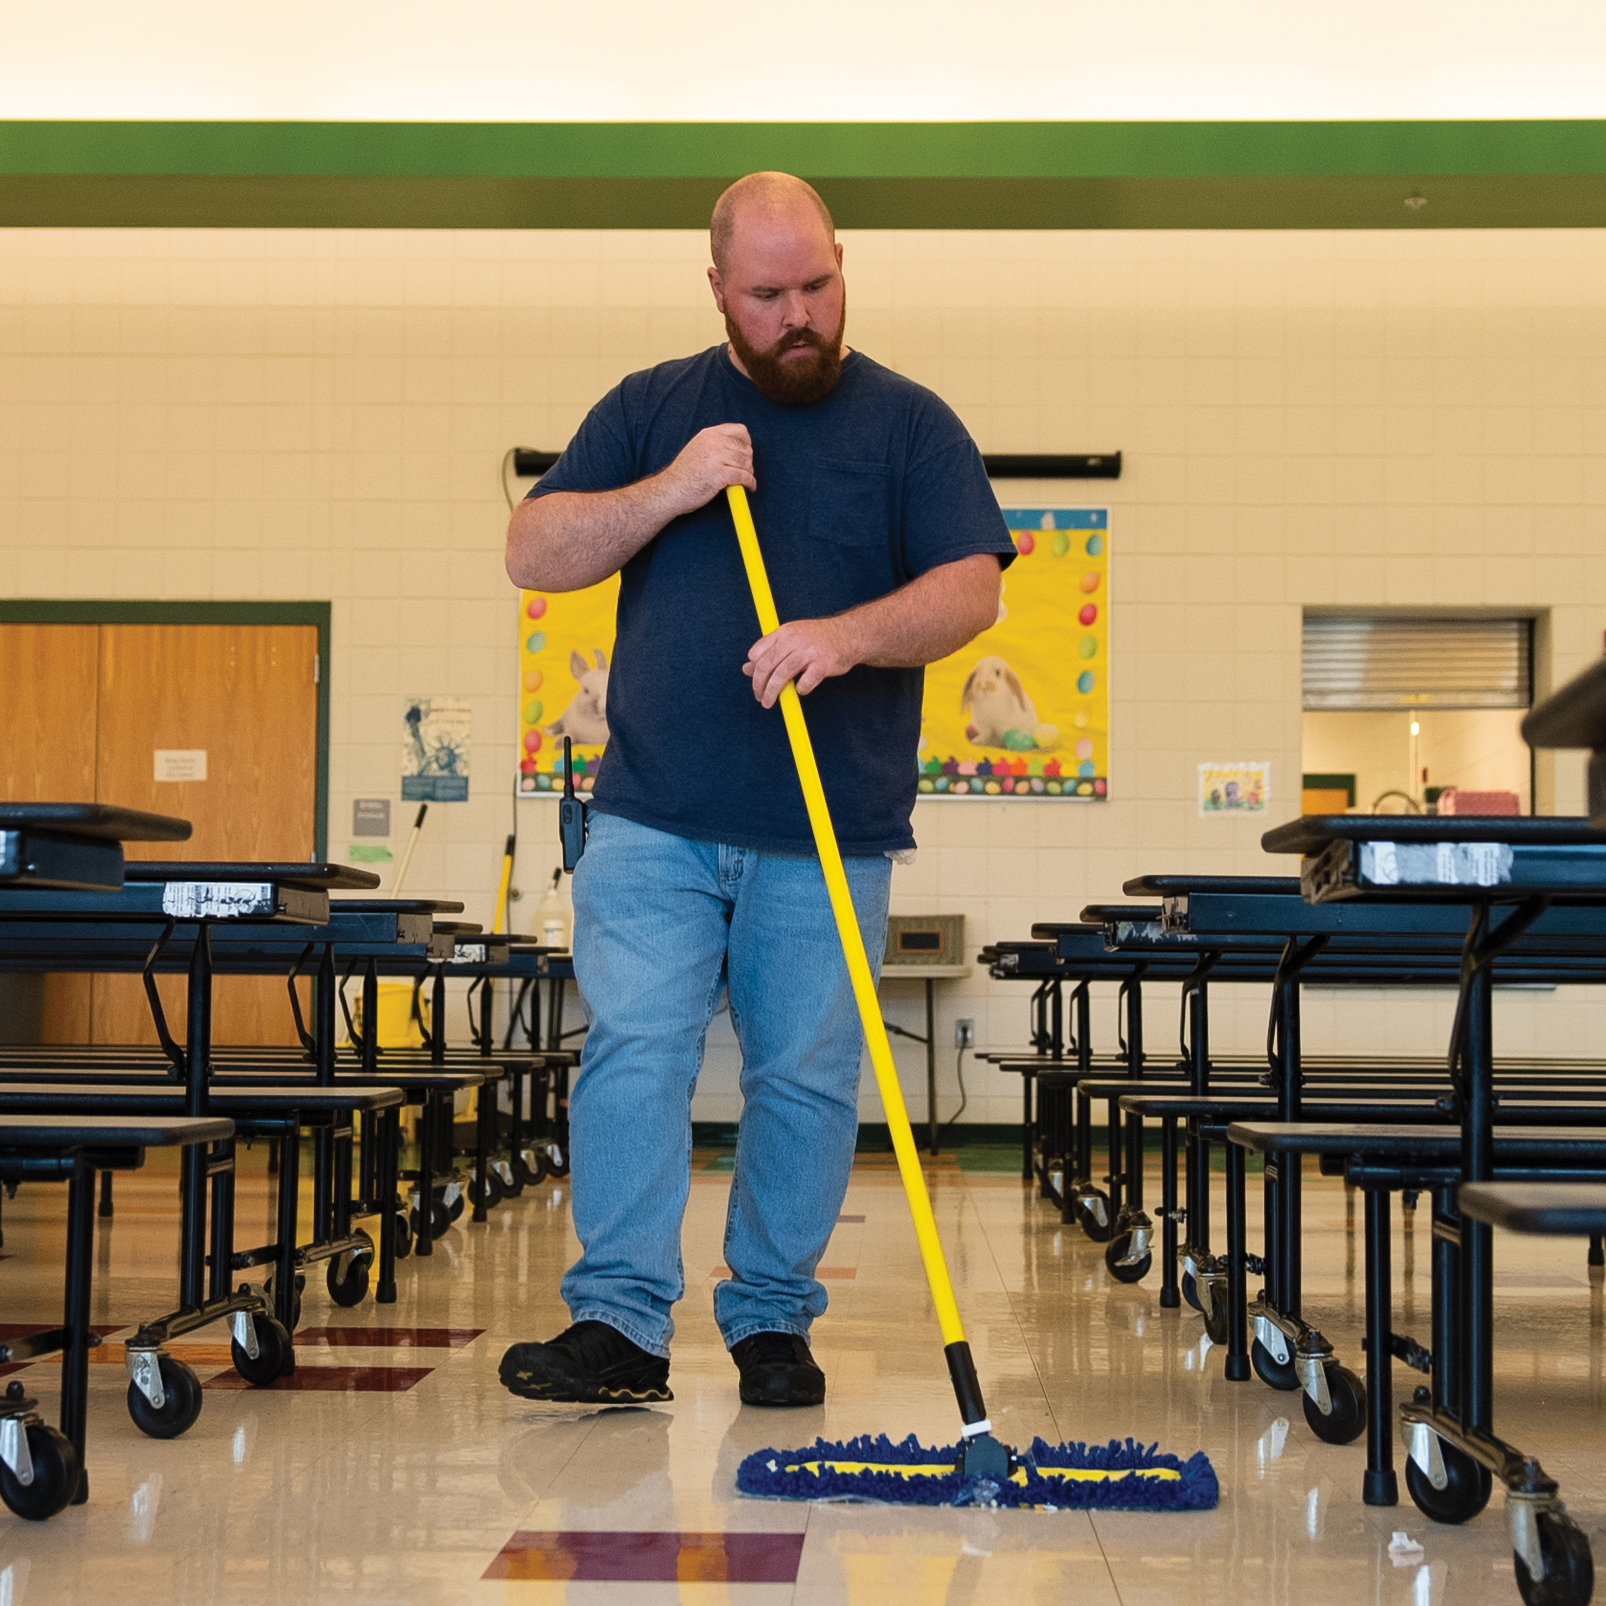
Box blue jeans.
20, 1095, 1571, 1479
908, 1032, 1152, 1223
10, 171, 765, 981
560, 811, 892, 1357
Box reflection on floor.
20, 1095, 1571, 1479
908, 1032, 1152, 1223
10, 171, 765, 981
0, 1145, 1602, 1603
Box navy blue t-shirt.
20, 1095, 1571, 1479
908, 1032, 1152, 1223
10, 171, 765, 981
529, 345, 1015, 855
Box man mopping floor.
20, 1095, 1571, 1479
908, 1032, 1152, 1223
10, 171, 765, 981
499, 170, 1012, 1409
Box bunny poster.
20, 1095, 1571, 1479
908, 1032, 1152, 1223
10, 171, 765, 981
918, 508, 1109, 800
517, 576, 621, 796
516, 505, 1108, 802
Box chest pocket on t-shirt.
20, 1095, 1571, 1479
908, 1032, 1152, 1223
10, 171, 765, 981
808, 459, 894, 551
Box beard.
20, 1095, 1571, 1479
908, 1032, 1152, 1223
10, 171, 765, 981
725, 302, 846, 406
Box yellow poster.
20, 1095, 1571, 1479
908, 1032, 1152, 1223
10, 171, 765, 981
920, 508, 1109, 800
516, 506, 1109, 802
517, 576, 621, 795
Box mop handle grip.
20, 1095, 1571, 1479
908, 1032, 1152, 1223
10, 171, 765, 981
725, 484, 969, 1353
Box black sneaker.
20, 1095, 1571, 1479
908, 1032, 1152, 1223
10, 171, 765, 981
731, 1332, 825, 1406
499, 1320, 672, 1403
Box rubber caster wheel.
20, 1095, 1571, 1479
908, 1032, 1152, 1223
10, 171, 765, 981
411, 1200, 450, 1242
1105, 1233, 1152, 1284
127, 1355, 203, 1439
1515, 1512, 1594, 1606
1252, 1336, 1300, 1391
1077, 1190, 1115, 1243
1302, 1364, 1366, 1444
1181, 1270, 1203, 1312
1201, 1295, 1229, 1345
0, 1422, 79, 1520
544, 1145, 570, 1180
495, 1161, 524, 1200
393, 1210, 413, 1259
1406, 1439, 1493, 1525
232, 1312, 295, 1386
513, 1150, 547, 1187
467, 1171, 504, 1211
326, 1233, 373, 1308
447, 1192, 465, 1224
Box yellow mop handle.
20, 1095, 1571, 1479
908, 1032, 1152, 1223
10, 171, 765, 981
491, 834, 515, 937
725, 486, 967, 1350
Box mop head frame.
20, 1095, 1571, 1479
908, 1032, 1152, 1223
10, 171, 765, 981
737, 1433, 1219, 1512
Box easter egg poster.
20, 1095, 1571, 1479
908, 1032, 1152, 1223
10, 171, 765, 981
918, 508, 1109, 800
516, 506, 1108, 802
516, 576, 621, 796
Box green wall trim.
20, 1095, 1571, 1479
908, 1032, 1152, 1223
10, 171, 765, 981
0, 600, 332, 860
4, 172, 1605, 230
6, 120, 1606, 180
3, 120, 1606, 229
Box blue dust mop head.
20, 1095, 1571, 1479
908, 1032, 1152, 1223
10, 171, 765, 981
737, 1433, 1219, 1512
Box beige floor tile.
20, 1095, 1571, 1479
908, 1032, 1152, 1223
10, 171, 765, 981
2, 1153, 1603, 1604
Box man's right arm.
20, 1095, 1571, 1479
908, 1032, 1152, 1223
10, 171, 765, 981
505, 423, 756, 592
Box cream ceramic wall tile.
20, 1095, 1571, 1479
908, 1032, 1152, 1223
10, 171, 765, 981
5, 225, 1606, 1084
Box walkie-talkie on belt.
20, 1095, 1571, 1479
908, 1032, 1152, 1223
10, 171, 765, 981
559, 736, 588, 872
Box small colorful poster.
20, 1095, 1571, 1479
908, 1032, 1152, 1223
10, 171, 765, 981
1198, 761, 1270, 816
402, 696, 472, 802
918, 508, 1109, 800
517, 578, 621, 796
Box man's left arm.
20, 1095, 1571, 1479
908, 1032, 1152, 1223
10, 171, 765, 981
743, 553, 1001, 709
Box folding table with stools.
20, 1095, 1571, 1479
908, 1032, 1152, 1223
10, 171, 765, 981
1256, 798, 1606, 1605
0, 1111, 234, 1521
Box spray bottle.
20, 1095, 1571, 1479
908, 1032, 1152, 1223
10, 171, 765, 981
536, 868, 570, 949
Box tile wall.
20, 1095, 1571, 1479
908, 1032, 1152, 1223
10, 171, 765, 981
1, 225, 1603, 1120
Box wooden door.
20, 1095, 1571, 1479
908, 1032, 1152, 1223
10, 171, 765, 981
0, 625, 99, 1040
92, 624, 319, 1046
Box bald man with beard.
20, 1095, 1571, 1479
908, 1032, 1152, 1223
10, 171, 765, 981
500, 173, 1014, 1410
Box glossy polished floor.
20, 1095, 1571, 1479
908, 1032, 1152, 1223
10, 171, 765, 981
1, 1143, 1603, 1604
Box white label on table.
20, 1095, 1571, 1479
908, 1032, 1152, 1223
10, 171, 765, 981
1362, 842, 1400, 884
161, 882, 275, 919
153, 749, 207, 783
1362, 840, 1511, 888
452, 943, 487, 963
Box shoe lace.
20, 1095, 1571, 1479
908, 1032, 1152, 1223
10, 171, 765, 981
549, 1321, 643, 1371
741, 1332, 807, 1366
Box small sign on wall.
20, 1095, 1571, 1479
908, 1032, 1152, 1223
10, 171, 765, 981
154, 749, 207, 783
1199, 760, 1269, 816
352, 799, 391, 836
402, 697, 471, 803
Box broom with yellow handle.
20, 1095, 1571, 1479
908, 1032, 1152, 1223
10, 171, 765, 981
726, 485, 1218, 1510
724, 484, 1009, 1479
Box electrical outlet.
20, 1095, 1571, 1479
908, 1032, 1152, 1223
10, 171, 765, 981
954, 1018, 974, 1050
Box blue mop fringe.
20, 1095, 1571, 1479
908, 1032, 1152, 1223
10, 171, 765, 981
736, 1433, 1218, 1511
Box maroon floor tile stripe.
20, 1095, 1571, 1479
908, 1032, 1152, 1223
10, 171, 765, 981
204, 1365, 432, 1393
293, 1326, 484, 1349
483, 1530, 805, 1584
836, 1214, 866, 1223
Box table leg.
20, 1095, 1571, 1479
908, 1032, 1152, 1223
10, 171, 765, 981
62, 1156, 94, 1504
1363, 1185, 1397, 1505
925, 977, 937, 1157
376, 1107, 398, 1304
1225, 1140, 1249, 1381
1160, 1117, 1180, 1309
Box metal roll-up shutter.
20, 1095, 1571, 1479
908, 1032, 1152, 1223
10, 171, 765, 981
1302, 615, 1532, 710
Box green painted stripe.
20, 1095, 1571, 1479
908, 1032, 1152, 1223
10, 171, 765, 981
4, 172, 1605, 230
4, 120, 1606, 180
